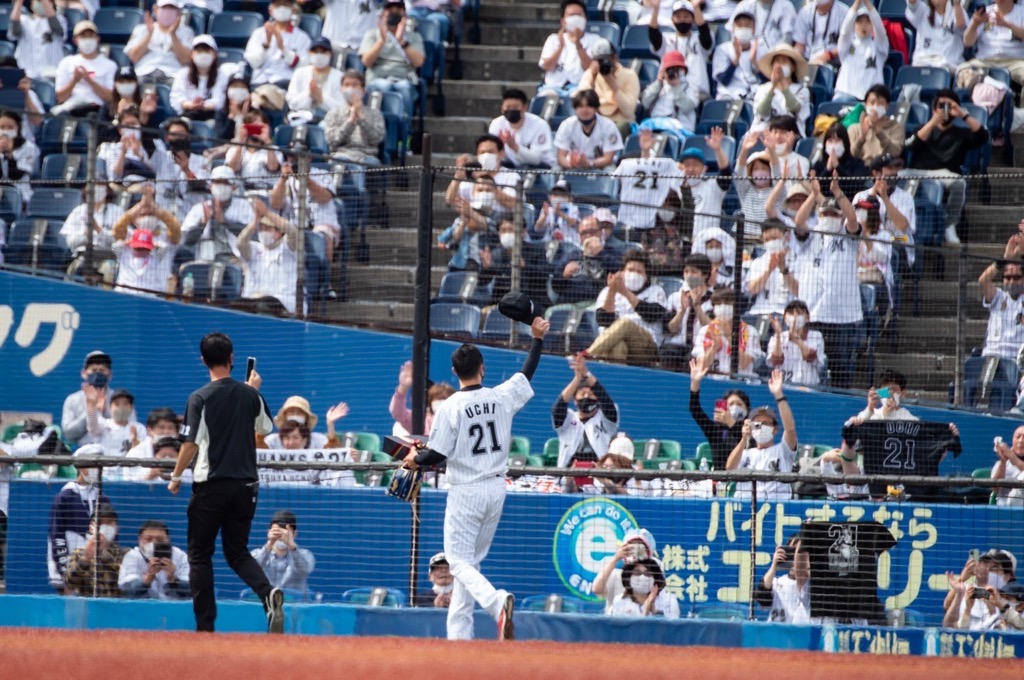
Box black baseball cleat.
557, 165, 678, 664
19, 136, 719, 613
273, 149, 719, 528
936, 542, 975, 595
498, 593, 515, 641
266, 587, 285, 634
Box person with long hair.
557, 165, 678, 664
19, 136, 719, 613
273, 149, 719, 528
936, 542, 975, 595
169, 34, 225, 120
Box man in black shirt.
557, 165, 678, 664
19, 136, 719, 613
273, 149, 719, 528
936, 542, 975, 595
905, 89, 988, 246
169, 332, 283, 634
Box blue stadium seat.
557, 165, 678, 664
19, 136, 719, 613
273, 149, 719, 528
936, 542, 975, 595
959, 103, 991, 173
31, 79, 56, 110
38, 118, 89, 157
216, 47, 246, 65
176, 261, 244, 303
619, 25, 655, 60
103, 45, 131, 69
585, 20, 621, 47
886, 50, 904, 76
623, 132, 680, 160
633, 58, 659, 90
343, 51, 365, 73
0, 186, 22, 225
529, 93, 572, 130
655, 276, 684, 298
61, 9, 86, 37
182, 6, 211, 36
4, 219, 70, 270
889, 101, 930, 132
878, 0, 909, 20
209, 12, 265, 50
414, 16, 445, 87
697, 99, 753, 138
480, 311, 533, 347
224, 0, 272, 11
40, 154, 107, 183
963, 354, 1019, 412
565, 173, 619, 207
429, 302, 482, 338
543, 304, 599, 354
273, 124, 329, 156
27, 187, 80, 220
0, 40, 13, 59
894, 66, 951, 101
299, 13, 322, 39
0, 6, 11, 36
681, 134, 736, 172
808, 63, 835, 92
93, 7, 144, 45
795, 135, 820, 161
435, 270, 495, 305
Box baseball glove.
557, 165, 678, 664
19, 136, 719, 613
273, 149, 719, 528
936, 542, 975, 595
387, 465, 423, 503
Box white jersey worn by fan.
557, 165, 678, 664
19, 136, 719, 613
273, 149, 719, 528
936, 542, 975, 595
427, 371, 535, 640
613, 156, 683, 231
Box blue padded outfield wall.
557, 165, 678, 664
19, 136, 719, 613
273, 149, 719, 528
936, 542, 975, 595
0, 270, 1016, 472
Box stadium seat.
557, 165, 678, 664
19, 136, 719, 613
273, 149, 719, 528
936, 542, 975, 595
681, 134, 736, 172
0, 6, 11, 36
586, 4, 631, 31
543, 303, 598, 354
795, 136, 821, 162
480, 310, 532, 347
216, 47, 246, 65
343, 51, 365, 74
529, 93, 573, 130
299, 13, 322, 39
962, 354, 1019, 412
585, 20, 621, 47
27, 187, 80, 220
40, 154, 106, 184
893, 66, 952, 101
878, 0, 909, 19
338, 431, 380, 452
632, 438, 683, 460
209, 12, 265, 50
0, 40, 13, 59
339, 587, 406, 607
224, 0, 272, 11
429, 302, 481, 338
631, 57, 660, 90
697, 99, 753, 139
38, 118, 89, 157
519, 594, 603, 613
434, 270, 495, 305
542, 437, 559, 466
273, 124, 329, 156
695, 441, 713, 469
563, 173, 618, 207
414, 15, 445, 87
102, 44, 131, 69
176, 261, 244, 303
93, 7, 144, 45
619, 25, 655, 60
959, 103, 991, 173
31, 78, 56, 111
181, 6, 211, 36
654, 276, 684, 298
623, 132, 680, 160
0, 187, 21, 225
4, 219, 70, 270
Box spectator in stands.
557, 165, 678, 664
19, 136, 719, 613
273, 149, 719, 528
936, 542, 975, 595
736, 136, 775, 233
756, 534, 811, 623
123, 408, 179, 482
688, 358, 750, 469
905, 89, 988, 245
251, 510, 316, 594
554, 88, 624, 170
415, 552, 453, 608
992, 427, 1024, 506
817, 442, 870, 497
47, 445, 112, 592
438, 176, 494, 272
978, 235, 1024, 362
797, 173, 862, 389
765, 179, 812, 230
590, 433, 638, 496
608, 557, 679, 618
125, 0, 195, 85
324, 69, 387, 166
663, 253, 713, 370
753, 45, 810, 134
553, 352, 620, 468
595, 207, 628, 258
482, 218, 550, 304
61, 351, 125, 447
99, 106, 156, 184
585, 249, 668, 365
726, 370, 797, 499
111, 193, 182, 297
538, 0, 598, 94
246, 0, 314, 110
104, 66, 162, 129
855, 194, 894, 318
813, 122, 869, 199
794, 0, 850, 65
263, 396, 348, 449
53, 20, 117, 117
854, 155, 915, 312
744, 218, 799, 318
226, 110, 283, 193
834, 0, 888, 101
593, 527, 658, 613
766, 115, 810, 182
389, 361, 456, 436
768, 299, 827, 385
7, 0, 66, 81
692, 287, 765, 376
552, 217, 622, 303
322, 0, 381, 55
359, 0, 425, 119
677, 134, 731, 236
641, 50, 699, 131
64, 504, 128, 598
532, 180, 580, 243
237, 200, 302, 314
852, 368, 929, 421
152, 116, 211, 214
286, 37, 346, 120
0, 110, 39, 204
577, 38, 640, 138
82, 388, 144, 460
992, 582, 1024, 630
445, 134, 519, 209
906, 0, 966, 72
731, 0, 796, 50
945, 549, 1017, 629
848, 85, 904, 166
212, 72, 253, 143
712, 9, 764, 101
961, 0, 1024, 106
169, 34, 227, 120
180, 166, 257, 261
408, 0, 458, 44
118, 520, 190, 599
690, 225, 736, 287
647, 0, 713, 103
488, 88, 556, 169
613, 128, 685, 235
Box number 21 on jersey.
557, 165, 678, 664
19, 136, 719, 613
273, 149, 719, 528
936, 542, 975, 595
469, 420, 501, 455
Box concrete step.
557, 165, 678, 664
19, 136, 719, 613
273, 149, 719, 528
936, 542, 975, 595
455, 45, 544, 64
483, 23, 556, 47
324, 300, 415, 329
964, 205, 1022, 242
888, 316, 985, 353
870, 352, 965, 391
478, 2, 561, 22
346, 264, 447, 301
423, 116, 492, 154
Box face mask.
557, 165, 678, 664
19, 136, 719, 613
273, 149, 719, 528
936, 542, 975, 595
630, 573, 655, 595
782, 207, 797, 218
227, 87, 249, 104
598, 60, 613, 76
729, 404, 747, 420
112, 406, 132, 423
432, 583, 454, 595
623, 271, 645, 292
752, 172, 771, 188
869, 104, 888, 118
779, 64, 792, 78
714, 304, 733, 321
309, 52, 331, 69
686, 176, 701, 187
733, 27, 753, 45
471, 192, 495, 212
784, 314, 795, 329
210, 184, 234, 201
114, 83, 137, 100
820, 215, 843, 233
657, 208, 675, 222
386, 11, 403, 26
774, 142, 788, 155
499, 233, 516, 249
81, 468, 99, 485
550, 196, 564, 208
751, 425, 775, 445
271, 6, 293, 23
193, 52, 215, 70
674, 21, 692, 34
989, 572, 1008, 590
855, 209, 869, 226
763, 238, 785, 254
825, 141, 845, 158
78, 38, 98, 55
94, 186, 108, 203
816, 0, 831, 6
502, 109, 522, 124
286, 415, 307, 425
156, 8, 178, 28
706, 247, 723, 263
140, 542, 155, 560
477, 152, 500, 171
258, 231, 279, 248
430, 400, 444, 414
792, 315, 806, 329
0, 129, 17, 139
99, 524, 117, 542
577, 397, 598, 414
121, 128, 141, 141
270, 539, 288, 552
564, 14, 587, 33
31, 1, 46, 16
1009, 283, 1024, 300
685, 275, 704, 290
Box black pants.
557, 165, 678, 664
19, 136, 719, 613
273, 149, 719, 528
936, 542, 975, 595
187, 479, 272, 632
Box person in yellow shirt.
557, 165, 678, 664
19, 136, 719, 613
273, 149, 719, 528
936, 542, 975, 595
578, 38, 640, 140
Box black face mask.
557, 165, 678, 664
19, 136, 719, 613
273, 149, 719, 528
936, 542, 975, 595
674, 21, 693, 34
386, 12, 402, 26
598, 60, 613, 76
167, 138, 189, 153
577, 398, 599, 415
577, 114, 595, 126
503, 109, 522, 124
884, 176, 898, 193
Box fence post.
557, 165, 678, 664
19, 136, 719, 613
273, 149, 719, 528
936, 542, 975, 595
82, 114, 99, 280
731, 213, 745, 377
509, 178, 525, 347
92, 463, 102, 598
747, 480, 757, 621
954, 244, 968, 406
295, 145, 309, 319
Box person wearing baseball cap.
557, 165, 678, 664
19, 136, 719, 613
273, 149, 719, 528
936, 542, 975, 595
86, 386, 145, 461
125, 0, 194, 85
578, 37, 640, 138
648, 0, 713, 100
179, 164, 258, 262
286, 36, 345, 119
728, 0, 796, 55
593, 525, 661, 613
52, 20, 117, 117
710, 9, 763, 101
61, 351, 137, 448
676, 127, 732, 234
834, 0, 888, 100
169, 35, 224, 120
641, 50, 699, 130
414, 552, 454, 608
945, 548, 1018, 629
357, 0, 425, 120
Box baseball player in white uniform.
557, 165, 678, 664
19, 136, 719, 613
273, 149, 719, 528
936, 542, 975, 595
404, 317, 550, 641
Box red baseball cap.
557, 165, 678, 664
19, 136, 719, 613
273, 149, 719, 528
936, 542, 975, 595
128, 229, 155, 250
662, 51, 687, 71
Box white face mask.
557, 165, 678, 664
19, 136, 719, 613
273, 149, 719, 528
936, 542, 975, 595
705, 247, 723, 263
763, 238, 785, 254
779, 64, 792, 78
752, 172, 771, 188
714, 304, 733, 320
432, 583, 454, 595
193, 52, 215, 70
869, 104, 888, 118
210, 184, 234, 201
623, 271, 645, 292
121, 128, 141, 141
271, 6, 293, 23
78, 38, 99, 55
657, 208, 675, 222
733, 27, 753, 45
140, 542, 155, 560
751, 425, 775, 445
630, 573, 655, 595
430, 399, 445, 414
94, 186, 108, 203
499, 232, 516, 249
477, 152, 500, 171
116, 82, 138, 98
686, 176, 702, 188
286, 414, 307, 425
825, 141, 845, 158
729, 404, 747, 420
816, 0, 831, 6
31, 1, 46, 16
820, 215, 843, 233
99, 524, 118, 542
227, 87, 249, 104
81, 468, 99, 485
564, 14, 587, 33
774, 142, 788, 155
0, 128, 15, 140
258, 231, 279, 248
471, 192, 495, 212
309, 52, 331, 69
341, 87, 360, 103
989, 572, 1008, 590
273, 539, 289, 552
791, 315, 806, 329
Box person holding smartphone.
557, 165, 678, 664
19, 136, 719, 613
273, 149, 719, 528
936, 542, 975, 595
118, 520, 190, 600
755, 534, 811, 623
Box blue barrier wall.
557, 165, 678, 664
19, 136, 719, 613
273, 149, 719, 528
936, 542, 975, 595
8, 482, 1023, 627
0, 270, 1014, 472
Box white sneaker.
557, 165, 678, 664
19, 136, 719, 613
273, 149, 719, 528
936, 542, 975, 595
944, 225, 961, 245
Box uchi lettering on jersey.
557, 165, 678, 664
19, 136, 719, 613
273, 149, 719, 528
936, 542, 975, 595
464, 402, 498, 418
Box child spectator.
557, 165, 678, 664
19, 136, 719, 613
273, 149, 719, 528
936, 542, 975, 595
906, 0, 966, 72
7, 0, 66, 81
663, 253, 715, 371
692, 287, 765, 376
538, 0, 599, 94
767, 300, 827, 386
834, 0, 888, 100
533, 179, 581, 244
641, 50, 699, 131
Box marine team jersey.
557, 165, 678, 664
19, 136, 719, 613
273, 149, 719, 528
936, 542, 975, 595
613, 156, 684, 230
428, 373, 534, 485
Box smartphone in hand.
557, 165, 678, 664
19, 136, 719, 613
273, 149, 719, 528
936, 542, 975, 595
246, 357, 256, 382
